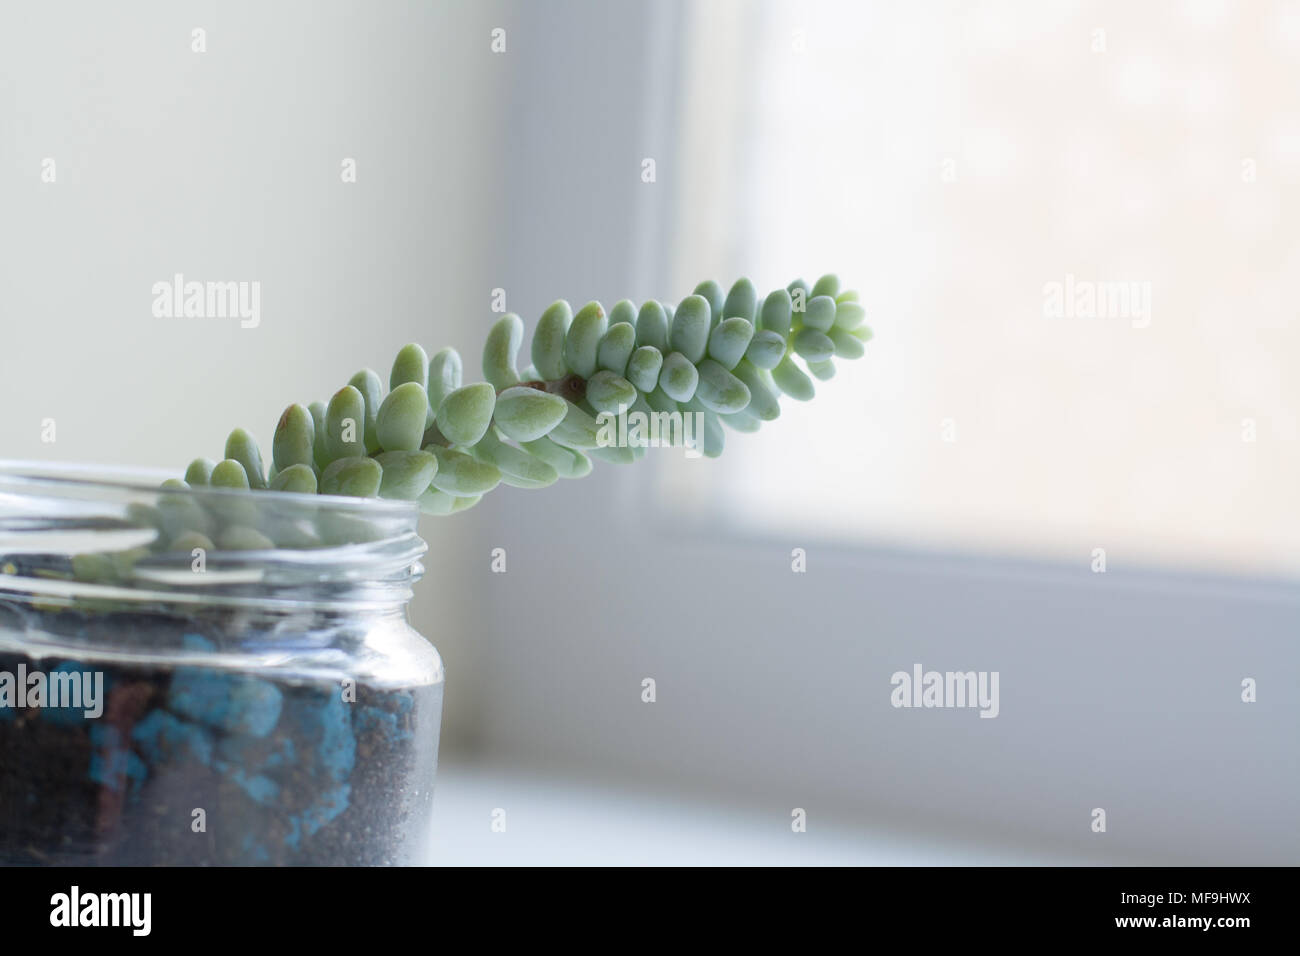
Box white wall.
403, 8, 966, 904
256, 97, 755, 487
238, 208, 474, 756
0, 0, 507, 474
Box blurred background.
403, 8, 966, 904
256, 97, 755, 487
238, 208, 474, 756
1, 0, 1296, 864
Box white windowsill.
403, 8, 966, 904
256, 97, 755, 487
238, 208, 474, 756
427, 761, 1094, 867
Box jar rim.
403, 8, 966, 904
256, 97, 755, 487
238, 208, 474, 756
0, 459, 418, 517
0, 459, 426, 613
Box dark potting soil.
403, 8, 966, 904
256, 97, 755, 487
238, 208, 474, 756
0, 601, 440, 866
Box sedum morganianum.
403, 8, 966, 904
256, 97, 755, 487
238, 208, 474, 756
175, 274, 870, 546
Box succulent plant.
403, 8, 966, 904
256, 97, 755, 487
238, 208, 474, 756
181, 274, 870, 522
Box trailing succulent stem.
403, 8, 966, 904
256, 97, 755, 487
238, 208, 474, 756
180, 274, 871, 530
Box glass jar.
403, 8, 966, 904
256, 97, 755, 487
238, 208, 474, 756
0, 462, 443, 865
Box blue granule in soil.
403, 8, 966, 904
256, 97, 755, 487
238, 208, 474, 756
283, 784, 352, 850
240, 832, 272, 864
88, 747, 129, 790
88, 723, 119, 749
299, 783, 351, 837
275, 689, 357, 847
130, 709, 215, 767
202, 685, 358, 853
262, 735, 296, 768
215, 730, 296, 770
71, 657, 366, 856
354, 705, 412, 744
125, 751, 147, 791
284, 689, 356, 784
167, 668, 282, 737
225, 769, 279, 806
86, 723, 147, 794
181, 633, 216, 653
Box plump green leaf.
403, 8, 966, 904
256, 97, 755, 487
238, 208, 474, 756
319, 456, 383, 497
391, 343, 430, 391
771, 355, 815, 401
793, 327, 835, 363
483, 314, 524, 389
586, 370, 637, 414
803, 295, 837, 332
625, 345, 663, 393
834, 300, 866, 330
427, 444, 501, 496
608, 299, 637, 326
428, 347, 463, 409
376, 450, 438, 499
692, 280, 724, 325
210, 458, 250, 490
531, 300, 572, 380
436, 382, 496, 446
722, 277, 757, 322
827, 326, 865, 359
218, 526, 277, 551
807, 358, 837, 380
224, 428, 267, 489
184, 457, 216, 487
761, 288, 793, 337
308, 401, 331, 470
811, 273, 840, 299
694, 359, 751, 414
658, 351, 699, 402
670, 295, 710, 363
564, 301, 607, 379
596, 322, 636, 377
470, 429, 558, 488
519, 436, 592, 478
546, 400, 602, 449
635, 300, 669, 351
707, 317, 755, 370
269, 463, 319, 494
347, 368, 384, 454
272, 404, 315, 472
377, 381, 432, 452
493, 385, 569, 442
744, 329, 786, 370
325, 385, 368, 461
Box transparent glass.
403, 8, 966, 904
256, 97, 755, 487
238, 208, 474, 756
0, 462, 443, 866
